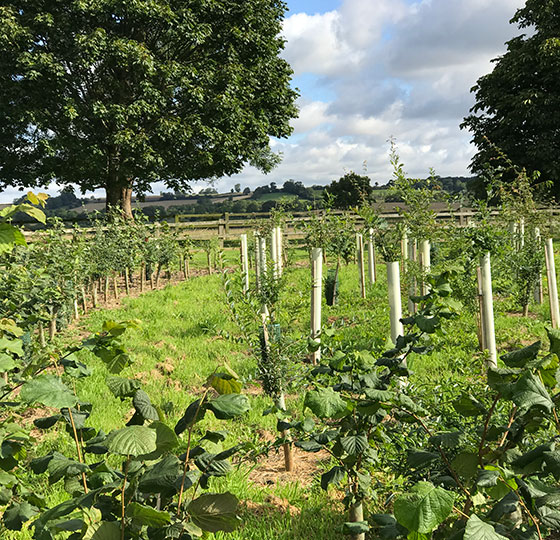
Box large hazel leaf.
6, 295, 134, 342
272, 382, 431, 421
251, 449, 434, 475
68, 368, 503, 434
187, 492, 240, 533
547, 327, 560, 357
106, 426, 157, 457
20, 375, 77, 409
207, 372, 242, 395
464, 514, 508, 540
512, 372, 553, 413
126, 502, 170, 527
394, 482, 455, 534
0, 223, 26, 254
132, 390, 159, 421
106, 377, 140, 398
207, 394, 250, 420
500, 341, 541, 367
304, 387, 348, 418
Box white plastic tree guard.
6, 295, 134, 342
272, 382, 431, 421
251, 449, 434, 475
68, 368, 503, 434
311, 248, 323, 364
356, 233, 366, 298
387, 260, 404, 345
368, 228, 376, 285
480, 252, 497, 368
240, 234, 249, 293
545, 238, 560, 329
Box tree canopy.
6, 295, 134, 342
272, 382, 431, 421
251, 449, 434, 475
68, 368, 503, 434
462, 0, 560, 198
0, 0, 298, 216
324, 172, 372, 209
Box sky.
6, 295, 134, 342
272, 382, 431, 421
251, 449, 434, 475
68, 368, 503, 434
0, 0, 526, 202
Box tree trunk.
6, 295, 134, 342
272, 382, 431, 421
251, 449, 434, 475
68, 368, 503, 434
105, 182, 134, 219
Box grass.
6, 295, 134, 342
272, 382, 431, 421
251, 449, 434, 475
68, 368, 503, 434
6, 242, 557, 539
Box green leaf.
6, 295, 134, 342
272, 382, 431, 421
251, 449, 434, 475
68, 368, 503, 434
512, 372, 553, 412
187, 492, 240, 533
152, 421, 179, 453
207, 394, 250, 420
547, 327, 560, 357
476, 469, 500, 487
82, 521, 120, 540
321, 466, 345, 490
132, 389, 159, 421
106, 377, 141, 398
429, 431, 461, 449
407, 450, 439, 468
451, 452, 479, 481
3, 502, 39, 530
342, 521, 370, 534
416, 316, 439, 334
453, 394, 486, 416
138, 455, 181, 495
106, 426, 157, 457
0, 353, 17, 372
126, 502, 170, 527
544, 451, 560, 480
207, 373, 242, 394
339, 434, 369, 456
464, 514, 508, 540
20, 375, 77, 409
0, 337, 23, 356
0, 223, 26, 254
17, 203, 46, 224
394, 482, 455, 534
500, 341, 541, 367
175, 399, 207, 435
304, 387, 348, 418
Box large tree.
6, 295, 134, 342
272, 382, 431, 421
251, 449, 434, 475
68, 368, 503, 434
462, 0, 560, 197
0, 0, 298, 216
324, 172, 372, 209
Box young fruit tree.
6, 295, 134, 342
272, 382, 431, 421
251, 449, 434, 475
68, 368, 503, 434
0, 0, 298, 217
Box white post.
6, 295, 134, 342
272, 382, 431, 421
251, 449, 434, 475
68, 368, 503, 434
408, 238, 417, 314
259, 235, 267, 277
356, 233, 366, 298
545, 238, 560, 329
519, 217, 525, 249
534, 227, 543, 304
254, 232, 261, 291
509, 222, 518, 249
480, 252, 497, 368
311, 248, 323, 364
271, 228, 279, 279
240, 234, 249, 293
387, 261, 404, 345
276, 226, 283, 277
367, 228, 376, 285
402, 229, 408, 265
420, 239, 431, 294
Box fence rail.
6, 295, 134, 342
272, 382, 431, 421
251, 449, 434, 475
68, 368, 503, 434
23, 206, 560, 244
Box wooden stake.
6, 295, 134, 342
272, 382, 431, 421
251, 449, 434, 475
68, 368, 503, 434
81, 286, 88, 314
141, 264, 145, 292
113, 274, 119, 299
311, 248, 323, 365
38, 325, 46, 348
125, 268, 130, 295
92, 281, 98, 308
480, 252, 497, 368
104, 277, 109, 303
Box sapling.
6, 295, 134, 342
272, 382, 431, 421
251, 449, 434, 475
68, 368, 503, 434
293, 269, 461, 539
